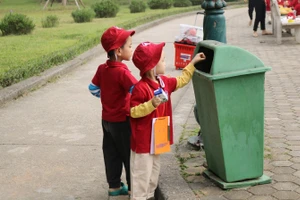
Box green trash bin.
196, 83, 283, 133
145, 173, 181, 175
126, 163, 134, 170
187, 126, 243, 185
192, 40, 271, 186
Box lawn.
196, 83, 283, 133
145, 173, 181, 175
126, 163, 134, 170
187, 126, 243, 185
0, 0, 201, 88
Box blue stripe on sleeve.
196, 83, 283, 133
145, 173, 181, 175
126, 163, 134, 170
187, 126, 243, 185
89, 83, 100, 98
129, 85, 135, 94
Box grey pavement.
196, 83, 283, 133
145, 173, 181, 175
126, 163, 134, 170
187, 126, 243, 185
0, 6, 300, 200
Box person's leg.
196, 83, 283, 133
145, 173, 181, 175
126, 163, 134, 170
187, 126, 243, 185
261, 4, 266, 31
131, 152, 153, 200
248, 0, 254, 26
253, 12, 260, 35
109, 118, 131, 192
253, 3, 263, 36
260, 16, 266, 31
123, 120, 131, 193
102, 120, 123, 191
147, 155, 160, 199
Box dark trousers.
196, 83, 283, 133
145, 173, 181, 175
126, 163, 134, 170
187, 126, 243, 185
253, 1, 266, 31
248, 0, 255, 20
102, 118, 131, 191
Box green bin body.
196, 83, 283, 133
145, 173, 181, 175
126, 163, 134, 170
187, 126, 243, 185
192, 40, 271, 183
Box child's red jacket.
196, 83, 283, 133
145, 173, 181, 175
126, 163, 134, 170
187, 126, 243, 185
130, 64, 195, 153
92, 60, 137, 122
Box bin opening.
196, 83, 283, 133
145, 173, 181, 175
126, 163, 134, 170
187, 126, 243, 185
195, 46, 214, 74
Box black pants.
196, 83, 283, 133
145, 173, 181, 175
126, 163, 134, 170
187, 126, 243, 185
102, 118, 131, 191
253, 1, 266, 31
248, 0, 255, 20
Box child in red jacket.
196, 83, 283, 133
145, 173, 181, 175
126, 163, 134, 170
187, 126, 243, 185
129, 42, 205, 200
89, 26, 138, 197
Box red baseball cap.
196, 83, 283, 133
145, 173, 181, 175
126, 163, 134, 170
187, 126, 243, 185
132, 42, 165, 77
101, 26, 135, 52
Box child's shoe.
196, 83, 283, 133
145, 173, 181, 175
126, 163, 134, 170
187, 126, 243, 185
108, 182, 128, 196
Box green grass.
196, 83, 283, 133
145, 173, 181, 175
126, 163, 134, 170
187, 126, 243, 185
0, 0, 202, 88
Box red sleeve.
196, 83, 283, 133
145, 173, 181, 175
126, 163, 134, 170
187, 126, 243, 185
121, 70, 138, 92
162, 76, 177, 94
91, 65, 102, 87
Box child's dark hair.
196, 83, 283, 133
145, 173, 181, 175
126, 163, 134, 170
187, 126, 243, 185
107, 42, 126, 59
107, 50, 115, 59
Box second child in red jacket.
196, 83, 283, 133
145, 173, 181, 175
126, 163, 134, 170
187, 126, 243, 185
129, 42, 205, 200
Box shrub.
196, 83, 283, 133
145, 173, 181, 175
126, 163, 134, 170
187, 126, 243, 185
71, 9, 95, 23
173, 0, 192, 7
148, 0, 173, 9
41, 15, 59, 28
0, 13, 35, 36
92, 1, 119, 18
190, 0, 203, 5
129, 0, 147, 13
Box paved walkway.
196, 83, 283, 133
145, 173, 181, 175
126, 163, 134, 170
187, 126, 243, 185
0, 6, 300, 200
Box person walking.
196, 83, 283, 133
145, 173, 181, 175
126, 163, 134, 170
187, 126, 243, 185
253, 0, 272, 37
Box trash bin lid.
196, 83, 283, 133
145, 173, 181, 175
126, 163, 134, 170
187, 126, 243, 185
194, 40, 271, 80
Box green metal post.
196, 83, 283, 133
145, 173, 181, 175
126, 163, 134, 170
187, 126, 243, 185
201, 0, 227, 43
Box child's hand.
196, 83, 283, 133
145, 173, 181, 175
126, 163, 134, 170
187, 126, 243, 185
191, 53, 206, 65
152, 96, 162, 108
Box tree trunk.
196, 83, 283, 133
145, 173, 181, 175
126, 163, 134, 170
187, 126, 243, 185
74, 0, 80, 9
62, 0, 67, 6
43, 0, 50, 10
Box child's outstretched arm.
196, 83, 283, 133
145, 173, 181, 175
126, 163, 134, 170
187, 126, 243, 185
176, 52, 206, 90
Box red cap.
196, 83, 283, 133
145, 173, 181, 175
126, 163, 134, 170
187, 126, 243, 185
101, 26, 135, 52
132, 42, 165, 77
